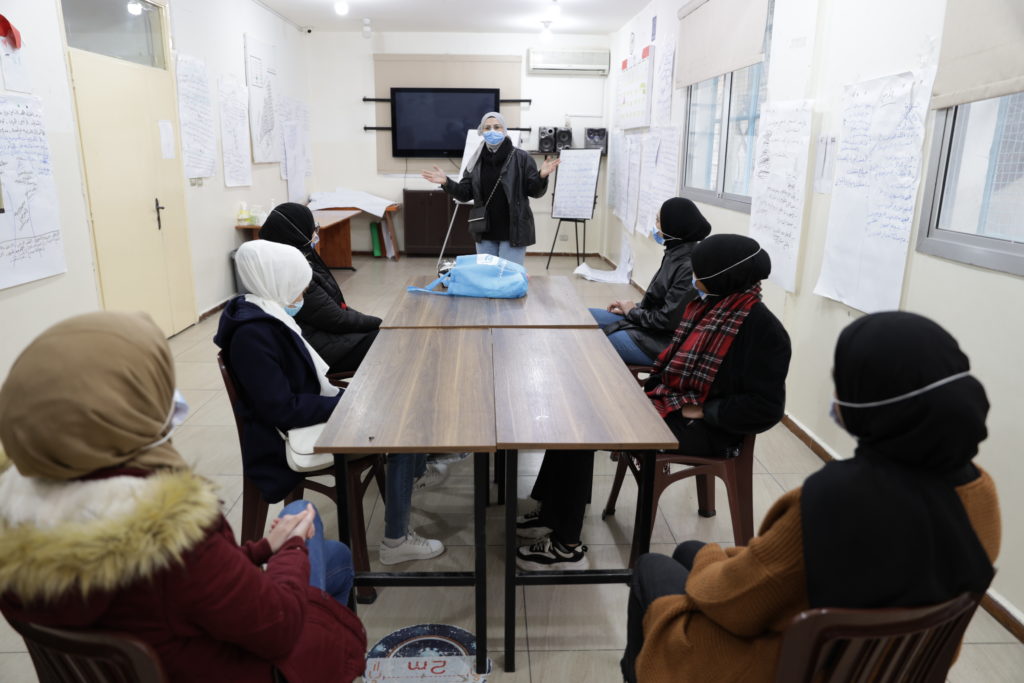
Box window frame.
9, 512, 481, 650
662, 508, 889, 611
916, 105, 1024, 277
679, 68, 760, 214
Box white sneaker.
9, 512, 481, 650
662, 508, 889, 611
413, 462, 450, 491
428, 452, 471, 465
379, 531, 445, 565
516, 509, 553, 539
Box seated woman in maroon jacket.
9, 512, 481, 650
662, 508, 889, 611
517, 235, 791, 571
0, 311, 366, 683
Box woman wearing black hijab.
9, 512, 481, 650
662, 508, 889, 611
258, 203, 382, 373
517, 235, 791, 571
592, 198, 712, 365
621, 311, 999, 683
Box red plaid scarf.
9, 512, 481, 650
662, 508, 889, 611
647, 283, 762, 417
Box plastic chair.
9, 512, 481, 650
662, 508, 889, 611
10, 619, 167, 683
772, 591, 985, 682
603, 434, 756, 566
217, 352, 386, 604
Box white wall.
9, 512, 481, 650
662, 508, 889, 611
168, 0, 311, 314
0, 0, 101, 377
304, 30, 611, 256
607, 0, 1024, 611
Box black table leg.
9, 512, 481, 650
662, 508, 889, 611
474, 452, 489, 675
333, 454, 354, 611
495, 450, 506, 505
504, 449, 518, 671
635, 450, 656, 557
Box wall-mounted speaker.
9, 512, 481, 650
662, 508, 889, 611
555, 127, 573, 150
538, 126, 557, 153
584, 127, 608, 155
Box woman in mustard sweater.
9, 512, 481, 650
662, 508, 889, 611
623, 311, 1000, 683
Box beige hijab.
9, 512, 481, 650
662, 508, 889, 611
0, 311, 188, 479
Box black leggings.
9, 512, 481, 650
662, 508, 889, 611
530, 450, 594, 545
622, 541, 706, 683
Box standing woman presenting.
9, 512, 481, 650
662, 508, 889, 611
421, 112, 559, 266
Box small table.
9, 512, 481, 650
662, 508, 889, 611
382, 275, 599, 329
315, 328, 495, 675
235, 209, 361, 270
492, 328, 678, 672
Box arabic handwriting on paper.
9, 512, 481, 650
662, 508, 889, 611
175, 54, 216, 178
551, 148, 602, 220
218, 76, 252, 187
748, 101, 813, 292
0, 94, 67, 289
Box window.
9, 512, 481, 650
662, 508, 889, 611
680, 62, 766, 212
917, 91, 1024, 276
62, 0, 166, 69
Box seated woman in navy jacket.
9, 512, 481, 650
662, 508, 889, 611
259, 202, 381, 373
216, 240, 445, 565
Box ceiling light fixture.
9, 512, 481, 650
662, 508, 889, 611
546, 0, 562, 22
334, 1, 350, 16
361, 17, 372, 39
126, 1, 143, 16
540, 20, 553, 42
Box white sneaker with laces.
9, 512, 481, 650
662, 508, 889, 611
516, 509, 553, 539
515, 537, 589, 571
413, 462, 450, 491
379, 531, 445, 565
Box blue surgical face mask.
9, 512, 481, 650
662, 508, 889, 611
653, 231, 665, 245
692, 275, 708, 300
310, 228, 320, 248
285, 300, 304, 317
829, 400, 844, 429
482, 130, 505, 145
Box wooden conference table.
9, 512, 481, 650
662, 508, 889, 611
315, 286, 675, 674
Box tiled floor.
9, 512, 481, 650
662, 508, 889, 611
1, 254, 1020, 681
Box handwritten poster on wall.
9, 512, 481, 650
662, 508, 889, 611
616, 45, 655, 130
245, 34, 280, 163
636, 133, 661, 236
624, 134, 642, 233
175, 54, 216, 179
218, 76, 252, 187
608, 131, 627, 220
814, 70, 933, 313
639, 127, 681, 240
748, 101, 813, 292
0, 95, 67, 290
551, 148, 602, 220
652, 44, 676, 126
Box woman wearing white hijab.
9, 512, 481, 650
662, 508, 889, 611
216, 240, 445, 565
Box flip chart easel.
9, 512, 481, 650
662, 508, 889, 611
547, 148, 602, 269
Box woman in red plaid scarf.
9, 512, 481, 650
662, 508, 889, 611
516, 235, 791, 572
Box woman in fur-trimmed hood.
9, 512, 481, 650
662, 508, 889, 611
0, 311, 366, 683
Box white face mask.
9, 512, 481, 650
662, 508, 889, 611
137, 389, 189, 453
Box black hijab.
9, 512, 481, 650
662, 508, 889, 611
259, 202, 342, 301
659, 197, 711, 243
690, 234, 771, 296
802, 312, 994, 609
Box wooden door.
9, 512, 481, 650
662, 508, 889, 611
66, 5, 195, 335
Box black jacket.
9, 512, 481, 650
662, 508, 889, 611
651, 302, 791, 454
295, 259, 381, 371
214, 297, 341, 502
606, 241, 699, 359
443, 145, 549, 247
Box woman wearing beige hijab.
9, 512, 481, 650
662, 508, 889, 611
0, 311, 366, 683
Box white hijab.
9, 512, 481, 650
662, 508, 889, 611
234, 240, 338, 397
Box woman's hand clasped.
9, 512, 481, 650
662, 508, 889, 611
266, 503, 317, 553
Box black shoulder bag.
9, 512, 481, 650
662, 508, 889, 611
467, 154, 513, 236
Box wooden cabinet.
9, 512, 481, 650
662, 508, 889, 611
403, 189, 476, 256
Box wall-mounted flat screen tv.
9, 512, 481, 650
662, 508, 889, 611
390, 87, 500, 158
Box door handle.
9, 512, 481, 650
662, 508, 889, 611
155, 198, 166, 230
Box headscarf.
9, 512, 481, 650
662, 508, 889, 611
476, 111, 506, 134
691, 234, 770, 296
234, 240, 338, 398
0, 312, 189, 479
259, 203, 315, 251
658, 197, 711, 243
801, 312, 994, 608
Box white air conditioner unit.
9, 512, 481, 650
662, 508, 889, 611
527, 48, 610, 76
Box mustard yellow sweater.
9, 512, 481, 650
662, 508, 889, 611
636, 468, 1001, 683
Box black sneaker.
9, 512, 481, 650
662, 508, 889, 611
515, 538, 589, 571
515, 509, 553, 539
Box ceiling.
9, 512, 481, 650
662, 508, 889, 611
255, 0, 644, 35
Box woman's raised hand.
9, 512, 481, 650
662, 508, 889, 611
539, 157, 561, 179
421, 166, 448, 185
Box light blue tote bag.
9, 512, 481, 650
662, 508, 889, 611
408, 254, 528, 299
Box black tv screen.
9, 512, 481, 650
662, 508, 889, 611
390, 87, 500, 158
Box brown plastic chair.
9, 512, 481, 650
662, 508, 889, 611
603, 434, 756, 566
10, 619, 167, 683
772, 591, 985, 683
217, 352, 386, 604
